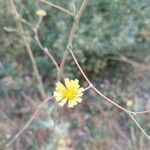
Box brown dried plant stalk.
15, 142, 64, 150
9, 0, 46, 99
6, 0, 150, 148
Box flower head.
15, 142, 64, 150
54, 78, 84, 108
36, 9, 46, 17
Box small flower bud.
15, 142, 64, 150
127, 100, 134, 107
36, 9, 46, 17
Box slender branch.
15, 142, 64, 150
58, 50, 68, 81
68, 0, 88, 45
69, 47, 150, 139
69, 48, 150, 115
14, 6, 60, 73
20, 15, 60, 72
9, 0, 46, 99
58, 0, 88, 80
129, 113, 150, 140
135, 110, 150, 115
6, 0, 89, 147
69, 47, 91, 84
40, 0, 73, 16
69, 48, 134, 114
6, 96, 54, 147
34, 29, 60, 71
84, 84, 92, 91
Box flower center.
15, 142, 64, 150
65, 87, 76, 100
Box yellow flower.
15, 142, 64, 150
36, 9, 46, 17
54, 78, 84, 108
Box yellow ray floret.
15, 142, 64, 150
54, 78, 84, 108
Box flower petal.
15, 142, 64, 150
54, 78, 84, 108
75, 79, 79, 84
68, 100, 77, 108
59, 98, 67, 107
54, 92, 64, 101
70, 80, 80, 89
64, 78, 70, 87
76, 93, 83, 97
76, 98, 82, 102
54, 91, 62, 97
56, 82, 66, 92
78, 87, 84, 92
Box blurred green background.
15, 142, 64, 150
0, 0, 150, 149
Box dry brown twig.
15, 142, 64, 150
58, 0, 88, 80
129, 113, 150, 140
6, 0, 150, 147
6, 0, 88, 147
33, 29, 60, 72
9, 0, 46, 99
40, 0, 73, 16
6, 96, 54, 147
68, 47, 150, 139
69, 47, 150, 114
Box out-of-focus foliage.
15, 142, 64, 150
1, 0, 150, 85
0, 0, 150, 149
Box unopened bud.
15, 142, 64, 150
36, 9, 46, 17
